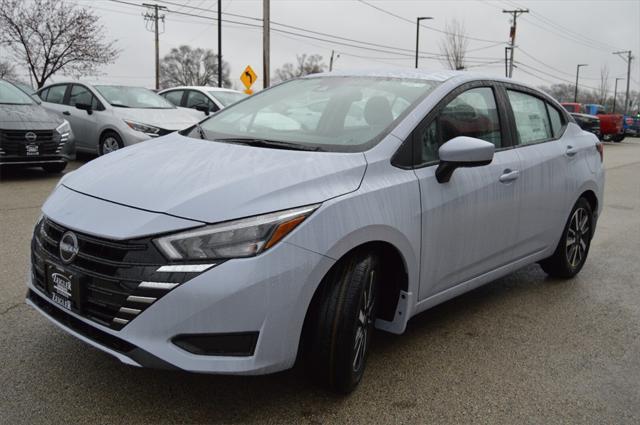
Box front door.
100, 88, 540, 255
66, 84, 100, 151
412, 84, 523, 300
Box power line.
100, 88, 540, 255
517, 48, 600, 81
355, 0, 504, 44
108, 0, 502, 62
500, 0, 622, 52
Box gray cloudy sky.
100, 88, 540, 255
38, 0, 640, 94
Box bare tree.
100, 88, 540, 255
598, 65, 609, 105
0, 0, 118, 88
160, 45, 231, 89
0, 60, 17, 80
438, 19, 469, 71
273, 54, 327, 82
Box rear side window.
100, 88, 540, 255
42, 85, 67, 104
507, 90, 552, 145
547, 104, 564, 138
162, 90, 184, 106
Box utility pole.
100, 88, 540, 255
329, 50, 335, 71
143, 3, 166, 90
613, 77, 624, 113
613, 50, 633, 114
415, 17, 434, 69
504, 46, 511, 77
502, 8, 528, 78
218, 0, 222, 87
263, 0, 270, 89
574, 64, 588, 103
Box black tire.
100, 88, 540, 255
305, 251, 381, 394
612, 134, 625, 143
41, 162, 67, 173
539, 197, 593, 278
99, 131, 124, 155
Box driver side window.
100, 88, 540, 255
416, 86, 502, 166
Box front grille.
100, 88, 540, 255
31, 218, 213, 330
0, 130, 62, 156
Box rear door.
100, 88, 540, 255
37, 84, 70, 118
501, 85, 572, 258
412, 82, 523, 300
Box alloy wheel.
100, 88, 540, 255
102, 137, 120, 154
566, 207, 590, 268
353, 269, 375, 372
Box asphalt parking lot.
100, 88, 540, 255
1, 140, 639, 424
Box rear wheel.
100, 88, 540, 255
99, 132, 123, 155
539, 198, 593, 278
41, 162, 66, 173
305, 251, 380, 394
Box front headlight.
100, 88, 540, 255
56, 120, 71, 141
124, 120, 161, 137
154, 204, 319, 261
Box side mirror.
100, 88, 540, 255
436, 136, 495, 183
194, 104, 210, 116
76, 103, 93, 115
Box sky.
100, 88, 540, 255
8, 0, 640, 95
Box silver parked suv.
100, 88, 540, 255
27, 70, 604, 393
36, 83, 198, 155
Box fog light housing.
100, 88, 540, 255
172, 332, 259, 356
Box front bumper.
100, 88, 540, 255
27, 236, 333, 375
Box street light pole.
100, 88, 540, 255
574, 64, 588, 103
415, 16, 433, 69
613, 77, 624, 113
217, 0, 222, 87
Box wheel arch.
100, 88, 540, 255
298, 237, 412, 362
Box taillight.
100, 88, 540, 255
596, 142, 604, 162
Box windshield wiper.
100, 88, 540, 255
216, 138, 323, 152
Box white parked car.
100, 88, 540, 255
36, 83, 199, 154
158, 86, 248, 118
27, 70, 604, 393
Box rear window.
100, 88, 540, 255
507, 90, 553, 145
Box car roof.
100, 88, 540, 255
305, 69, 515, 84
160, 86, 242, 93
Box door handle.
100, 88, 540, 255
566, 145, 577, 157
62, 111, 71, 116
499, 169, 520, 183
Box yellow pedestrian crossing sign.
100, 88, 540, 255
240, 65, 257, 91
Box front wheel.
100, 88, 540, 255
539, 198, 593, 278
99, 132, 123, 155
305, 251, 380, 394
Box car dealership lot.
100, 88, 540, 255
1, 140, 639, 423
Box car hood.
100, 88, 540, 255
62, 133, 367, 223
571, 112, 599, 120
0, 104, 61, 129
114, 107, 199, 131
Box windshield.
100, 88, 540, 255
196, 76, 440, 152
209, 90, 248, 107
0, 80, 34, 105
94, 85, 174, 109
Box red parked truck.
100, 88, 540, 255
561, 102, 625, 142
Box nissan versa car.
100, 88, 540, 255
26, 70, 604, 393
0, 79, 73, 173
36, 83, 198, 155
158, 86, 248, 118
